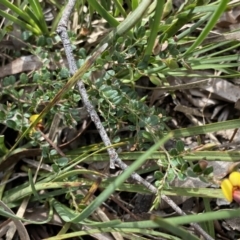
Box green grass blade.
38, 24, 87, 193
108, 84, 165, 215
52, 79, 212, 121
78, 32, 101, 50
172, 119, 240, 138
39, 228, 182, 240
177, 12, 213, 40
28, 0, 43, 19
113, 0, 126, 17
3, 182, 83, 202
0, 10, 41, 35
28, 169, 40, 201
143, 0, 164, 61
161, 8, 194, 42
95, 0, 153, 50
1, 0, 29, 21
104, 208, 240, 228
151, 217, 200, 240
203, 198, 215, 238
1, 0, 40, 31
50, 5, 65, 34
0, 136, 8, 155
27, 0, 49, 34
132, 0, 139, 10
88, 0, 119, 27
24, 6, 46, 33
183, 0, 229, 56
84, 150, 240, 164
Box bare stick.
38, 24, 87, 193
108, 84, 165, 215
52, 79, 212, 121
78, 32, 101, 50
56, 1, 213, 239
57, 0, 116, 168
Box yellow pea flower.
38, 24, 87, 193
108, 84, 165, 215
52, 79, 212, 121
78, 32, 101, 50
221, 171, 240, 203
221, 178, 233, 202
29, 114, 44, 133
229, 172, 240, 187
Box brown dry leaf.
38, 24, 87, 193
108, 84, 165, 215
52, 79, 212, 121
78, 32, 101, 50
152, 37, 161, 55
130, 143, 138, 151
0, 201, 30, 240
216, 5, 240, 31
82, 225, 114, 240
0, 54, 68, 79
203, 78, 240, 103
152, 39, 168, 55
207, 161, 235, 181
224, 217, 240, 231
217, 11, 237, 28
80, 27, 90, 37
0, 55, 42, 78
174, 104, 207, 117
24, 207, 63, 226
159, 176, 210, 209
181, 75, 240, 103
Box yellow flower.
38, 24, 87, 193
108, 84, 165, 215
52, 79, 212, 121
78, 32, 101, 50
29, 114, 44, 133
221, 171, 240, 203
